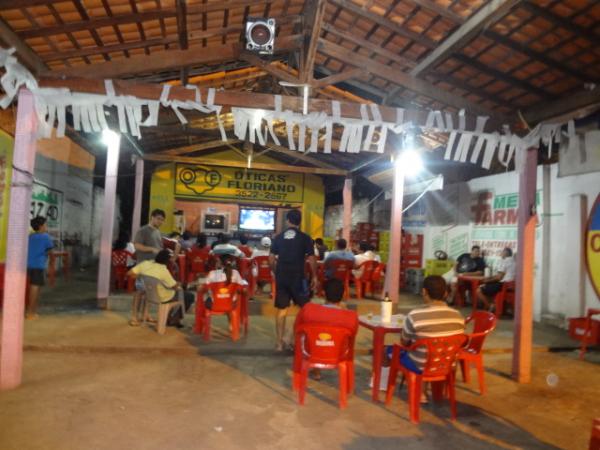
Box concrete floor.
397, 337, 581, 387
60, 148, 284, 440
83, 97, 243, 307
0, 272, 598, 450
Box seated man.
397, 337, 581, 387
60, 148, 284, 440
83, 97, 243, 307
352, 241, 377, 279
237, 234, 253, 258
323, 238, 355, 279
391, 275, 465, 378
127, 249, 193, 328
477, 247, 515, 311
251, 236, 271, 258
294, 278, 358, 379
211, 234, 244, 258
445, 245, 486, 305
314, 238, 329, 261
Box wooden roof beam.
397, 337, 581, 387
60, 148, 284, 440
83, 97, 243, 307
410, 0, 521, 77
311, 67, 368, 89
176, 0, 188, 50
144, 154, 349, 176
317, 38, 504, 120
156, 139, 242, 156
186, 0, 272, 15
0, 17, 47, 75
18, 9, 177, 39
300, 0, 326, 83
263, 143, 342, 170
47, 34, 302, 79
239, 52, 300, 84
521, 88, 600, 125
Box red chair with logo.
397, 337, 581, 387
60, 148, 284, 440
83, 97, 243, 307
457, 311, 496, 395
386, 334, 467, 424
371, 263, 386, 296
186, 247, 210, 284
252, 256, 276, 300
579, 308, 600, 360
293, 324, 355, 409
324, 259, 354, 300
354, 260, 378, 299
194, 282, 242, 342
494, 281, 516, 318
111, 250, 134, 291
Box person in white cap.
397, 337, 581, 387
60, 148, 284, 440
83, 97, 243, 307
251, 236, 272, 258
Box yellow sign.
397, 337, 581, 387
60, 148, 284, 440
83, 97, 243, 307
0, 130, 13, 262
175, 164, 304, 203
586, 194, 600, 301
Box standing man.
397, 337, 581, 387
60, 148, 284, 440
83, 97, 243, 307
26, 216, 54, 319
130, 209, 165, 326
269, 210, 318, 351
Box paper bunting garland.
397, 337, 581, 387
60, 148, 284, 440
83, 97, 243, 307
0, 46, 583, 173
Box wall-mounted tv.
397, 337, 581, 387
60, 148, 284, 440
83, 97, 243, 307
200, 211, 230, 234
239, 207, 275, 232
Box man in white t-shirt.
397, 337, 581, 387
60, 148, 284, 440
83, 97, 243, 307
352, 241, 378, 278
251, 236, 271, 258
476, 247, 516, 311
211, 235, 244, 258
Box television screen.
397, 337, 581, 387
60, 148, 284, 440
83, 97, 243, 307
204, 214, 226, 230
239, 208, 275, 231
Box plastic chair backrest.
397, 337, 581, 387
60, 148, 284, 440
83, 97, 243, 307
357, 260, 378, 281
236, 257, 252, 280
410, 334, 467, 378
253, 256, 272, 281
207, 282, 240, 313
464, 311, 497, 353
371, 263, 386, 282
111, 250, 130, 267
140, 275, 163, 305
238, 245, 253, 258
188, 247, 209, 273
297, 324, 353, 366
328, 259, 353, 281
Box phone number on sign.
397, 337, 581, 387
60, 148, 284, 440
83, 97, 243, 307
235, 190, 287, 201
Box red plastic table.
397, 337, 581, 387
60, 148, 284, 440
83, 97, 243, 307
457, 275, 484, 311
359, 314, 404, 402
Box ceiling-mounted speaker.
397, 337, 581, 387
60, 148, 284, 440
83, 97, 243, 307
245, 18, 276, 54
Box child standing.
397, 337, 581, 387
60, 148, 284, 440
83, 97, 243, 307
26, 216, 54, 319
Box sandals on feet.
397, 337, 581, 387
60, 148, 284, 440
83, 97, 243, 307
129, 319, 140, 327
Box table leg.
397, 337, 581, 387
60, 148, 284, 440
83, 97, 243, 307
471, 281, 478, 312
48, 254, 56, 287
371, 329, 385, 402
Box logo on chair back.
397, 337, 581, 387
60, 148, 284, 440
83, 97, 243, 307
316, 332, 334, 347
586, 194, 600, 301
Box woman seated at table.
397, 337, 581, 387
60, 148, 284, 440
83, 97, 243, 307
200, 254, 247, 309
476, 247, 515, 311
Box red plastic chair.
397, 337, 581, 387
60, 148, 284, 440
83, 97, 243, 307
457, 311, 496, 395
186, 247, 210, 283
494, 281, 516, 318
590, 418, 600, 450
385, 334, 467, 424
252, 256, 276, 300
238, 245, 253, 258
354, 260, 378, 299
371, 263, 386, 296
580, 308, 600, 360
235, 257, 253, 284
324, 259, 353, 300
111, 250, 134, 291
194, 282, 242, 341
293, 324, 355, 409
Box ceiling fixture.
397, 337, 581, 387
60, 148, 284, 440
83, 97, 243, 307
245, 18, 275, 55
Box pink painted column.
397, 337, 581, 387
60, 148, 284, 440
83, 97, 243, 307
0, 89, 38, 390
512, 147, 537, 383
131, 157, 144, 239
384, 160, 404, 303
96, 131, 121, 307
342, 176, 352, 244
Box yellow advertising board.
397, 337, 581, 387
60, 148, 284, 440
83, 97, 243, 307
0, 129, 13, 262
174, 163, 304, 203
586, 194, 600, 301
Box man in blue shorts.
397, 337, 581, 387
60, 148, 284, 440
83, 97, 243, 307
26, 216, 54, 319
269, 210, 318, 351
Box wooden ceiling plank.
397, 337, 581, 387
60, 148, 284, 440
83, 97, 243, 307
157, 139, 242, 155
46, 3, 92, 65
144, 154, 349, 176
265, 143, 341, 170
409, 0, 521, 77
47, 34, 302, 78
311, 67, 368, 89
522, 2, 600, 44
187, 0, 272, 15
0, 17, 47, 74
101, 0, 132, 58
17, 9, 177, 39
409, 0, 463, 22
0, 0, 64, 8
317, 38, 502, 119
522, 88, 600, 124
300, 0, 326, 83
40, 38, 178, 62
72, 0, 110, 61
240, 52, 300, 84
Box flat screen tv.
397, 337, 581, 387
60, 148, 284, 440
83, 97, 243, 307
239, 207, 275, 232
201, 212, 229, 234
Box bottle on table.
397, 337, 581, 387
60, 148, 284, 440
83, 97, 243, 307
381, 291, 392, 323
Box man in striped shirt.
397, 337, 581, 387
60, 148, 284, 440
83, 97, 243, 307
400, 275, 465, 373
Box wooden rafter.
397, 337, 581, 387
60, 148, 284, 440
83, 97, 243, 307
186, 0, 270, 15
0, 17, 47, 74
300, 0, 326, 83
522, 88, 600, 124
17, 9, 177, 39
311, 68, 368, 89
239, 52, 300, 84
46, 34, 302, 78
409, 0, 521, 77
317, 39, 503, 120
156, 139, 241, 156
263, 143, 342, 170
144, 154, 349, 176
176, 0, 188, 50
